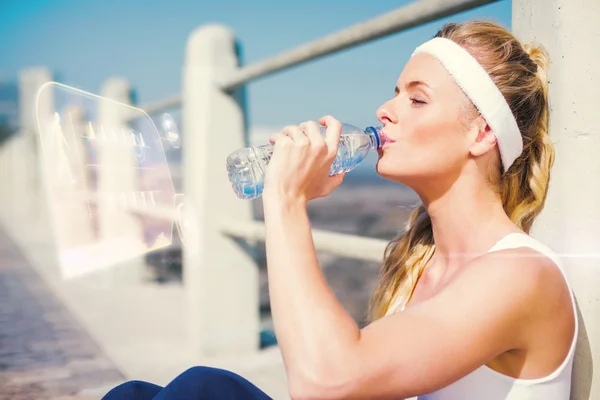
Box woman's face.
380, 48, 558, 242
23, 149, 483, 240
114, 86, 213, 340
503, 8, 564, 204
375, 52, 478, 188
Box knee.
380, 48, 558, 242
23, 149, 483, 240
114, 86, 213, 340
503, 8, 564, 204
162, 366, 268, 398
181, 366, 232, 380
102, 380, 161, 399
179, 366, 245, 386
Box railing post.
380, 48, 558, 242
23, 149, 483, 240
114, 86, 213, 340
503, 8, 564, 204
56, 106, 96, 265
0, 134, 19, 223
0, 133, 18, 223
181, 24, 258, 356
97, 77, 145, 282
0, 137, 10, 213
513, 1, 600, 399
13, 67, 52, 225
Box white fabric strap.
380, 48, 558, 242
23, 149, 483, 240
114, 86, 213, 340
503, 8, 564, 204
411, 37, 523, 172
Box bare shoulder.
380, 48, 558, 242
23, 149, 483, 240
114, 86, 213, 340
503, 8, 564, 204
469, 246, 569, 296
457, 245, 574, 340
348, 244, 574, 398
412, 244, 575, 342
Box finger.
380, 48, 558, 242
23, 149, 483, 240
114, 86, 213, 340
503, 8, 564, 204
300, 121, 326, 153
269, 132, 280, 144
318, 115, 343, 158
282, 125, 308, 145
299, 121, 324, 143
270, 132, 291, 147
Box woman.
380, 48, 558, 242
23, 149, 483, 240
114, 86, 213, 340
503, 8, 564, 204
103, 20, 577, 400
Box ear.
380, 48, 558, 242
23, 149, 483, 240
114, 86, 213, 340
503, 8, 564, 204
469, 116, 497, 157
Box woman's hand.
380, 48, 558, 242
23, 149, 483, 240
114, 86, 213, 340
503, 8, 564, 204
263, 115, 346, 206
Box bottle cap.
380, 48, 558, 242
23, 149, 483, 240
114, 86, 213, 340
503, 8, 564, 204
364, 126, 382, 149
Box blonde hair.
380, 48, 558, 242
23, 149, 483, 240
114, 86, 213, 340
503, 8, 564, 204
368, 21, 555, 321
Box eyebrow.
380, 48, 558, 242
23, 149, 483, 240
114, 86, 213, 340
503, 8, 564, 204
395, 80, 431, 94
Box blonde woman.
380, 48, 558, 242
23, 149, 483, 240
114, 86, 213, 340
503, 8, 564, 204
103, 20, 576, 400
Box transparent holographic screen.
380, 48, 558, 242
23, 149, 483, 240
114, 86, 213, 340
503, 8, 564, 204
36, 82, 190, 279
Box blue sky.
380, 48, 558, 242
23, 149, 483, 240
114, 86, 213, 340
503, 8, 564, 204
1, 0, 511, 132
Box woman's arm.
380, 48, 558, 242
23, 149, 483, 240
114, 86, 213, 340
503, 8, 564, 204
263, 195, 362, 397
264, 203, 563, 399
261, 117, 569, 399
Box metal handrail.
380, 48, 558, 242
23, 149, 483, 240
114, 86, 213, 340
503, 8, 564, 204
84, 194, 180, 221
141, 94, 182, 116
126, 0, 495, 260
220, 0, 499, 91
220, 219, 388, 262
135, 0, 498, 114
79, 201, 390, 262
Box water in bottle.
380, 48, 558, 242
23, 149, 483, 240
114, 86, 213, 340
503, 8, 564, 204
226, 123, 383, 199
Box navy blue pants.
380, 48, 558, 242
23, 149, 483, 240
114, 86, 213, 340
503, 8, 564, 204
101, 366, 273, 399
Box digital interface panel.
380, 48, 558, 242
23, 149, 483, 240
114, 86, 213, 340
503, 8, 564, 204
36, 82, 185, 279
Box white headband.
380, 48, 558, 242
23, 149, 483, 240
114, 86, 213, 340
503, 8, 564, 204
411, 37, 523, 172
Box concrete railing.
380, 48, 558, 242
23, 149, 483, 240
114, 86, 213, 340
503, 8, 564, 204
1, 0, 598, 397
150, 0, 502, 358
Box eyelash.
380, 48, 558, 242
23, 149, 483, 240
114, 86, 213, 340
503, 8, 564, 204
410, 98, 427, 106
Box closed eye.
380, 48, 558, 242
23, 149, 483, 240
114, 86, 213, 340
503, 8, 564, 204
410, 98, 427, 106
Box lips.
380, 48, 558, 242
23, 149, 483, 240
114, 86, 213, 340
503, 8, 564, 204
379, 130, 396, 146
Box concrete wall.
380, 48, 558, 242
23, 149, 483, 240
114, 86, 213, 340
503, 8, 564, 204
513, 1, 600, 398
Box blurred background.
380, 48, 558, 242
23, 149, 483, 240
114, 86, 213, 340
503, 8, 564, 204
0, 1, 522, 399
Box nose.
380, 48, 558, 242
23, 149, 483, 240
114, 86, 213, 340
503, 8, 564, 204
376, 99, 398, 125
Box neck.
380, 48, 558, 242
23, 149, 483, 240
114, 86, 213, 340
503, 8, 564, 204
418, 173, 517, 268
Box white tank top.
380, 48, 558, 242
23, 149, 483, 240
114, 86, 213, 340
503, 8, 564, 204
408, 233, 578, 400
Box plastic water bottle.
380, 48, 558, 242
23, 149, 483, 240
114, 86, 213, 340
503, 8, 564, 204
226, 123, 383, 199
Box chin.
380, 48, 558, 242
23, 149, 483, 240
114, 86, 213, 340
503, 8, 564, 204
375, 157, 413, 186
